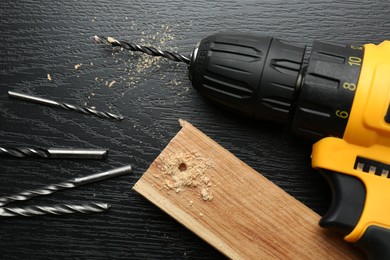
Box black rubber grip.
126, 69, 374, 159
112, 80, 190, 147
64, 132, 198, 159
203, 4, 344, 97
357, 226, 390, 260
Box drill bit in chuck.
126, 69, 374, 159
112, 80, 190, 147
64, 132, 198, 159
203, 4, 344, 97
0, 203, 110, 217
94, 35, 191, 64
0, 147, 108, 159
8, 91, 124, 121
0, 165, 132, 207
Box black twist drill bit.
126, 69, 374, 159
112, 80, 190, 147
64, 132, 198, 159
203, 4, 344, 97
0, 147, 108, 159
94, 35, 191, 64
0, 165, 132, 207
0, 203, 110, 217
8, 91, 124, 121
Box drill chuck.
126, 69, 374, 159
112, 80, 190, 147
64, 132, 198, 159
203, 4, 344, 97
189, 32, 304, 124
189, 32, 363, 140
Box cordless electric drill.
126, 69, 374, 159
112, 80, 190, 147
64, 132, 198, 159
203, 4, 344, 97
188, 32, 390, 259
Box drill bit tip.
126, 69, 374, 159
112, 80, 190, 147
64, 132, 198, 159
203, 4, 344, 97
93, 35, 120, 46
93, 35, 106, 44
107, 36, 119, 44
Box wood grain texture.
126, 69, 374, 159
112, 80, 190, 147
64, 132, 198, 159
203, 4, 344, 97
0, 0, 389, 259
134, 120, 362, 259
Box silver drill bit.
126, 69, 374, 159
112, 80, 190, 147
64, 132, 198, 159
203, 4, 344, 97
0, 147, 108, 159
0, 165, 132, 207
94, 35, 191, 64
8, 91, 124, 121
0, 203, 110, 217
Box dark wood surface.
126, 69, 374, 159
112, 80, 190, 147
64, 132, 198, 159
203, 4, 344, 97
0, 1, 389, 259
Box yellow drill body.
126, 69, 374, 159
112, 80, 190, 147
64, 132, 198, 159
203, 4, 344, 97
312, 41, 390, 242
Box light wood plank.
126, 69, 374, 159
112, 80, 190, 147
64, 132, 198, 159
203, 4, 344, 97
133, 120, 362, 259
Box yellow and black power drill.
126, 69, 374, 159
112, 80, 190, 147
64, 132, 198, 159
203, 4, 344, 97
188, 32, 390, 259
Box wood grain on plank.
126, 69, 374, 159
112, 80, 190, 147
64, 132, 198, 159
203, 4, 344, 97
133, 120, 362, 259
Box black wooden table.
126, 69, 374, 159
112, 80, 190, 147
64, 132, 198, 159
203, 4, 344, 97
1, 1, 389, 259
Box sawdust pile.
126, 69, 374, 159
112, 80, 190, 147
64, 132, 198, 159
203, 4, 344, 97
154, 151, 214, 201
109, 23, 179, 88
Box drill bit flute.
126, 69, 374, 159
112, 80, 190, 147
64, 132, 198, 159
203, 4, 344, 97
8, 91, 124, 121
0, 203, 110, 217
94, 36, 191, 64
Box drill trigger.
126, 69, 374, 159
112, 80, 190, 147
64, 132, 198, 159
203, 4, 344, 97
319, 170, 366, 235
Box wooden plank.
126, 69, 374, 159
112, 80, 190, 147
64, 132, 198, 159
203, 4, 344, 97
133, 120, 362, 259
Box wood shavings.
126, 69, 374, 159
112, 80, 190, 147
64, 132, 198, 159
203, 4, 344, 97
47, 73, 52, 81
107, 80, 116, 88
168, 79, 182, 86
154, 150, 214, 201
133, 26, 174, 74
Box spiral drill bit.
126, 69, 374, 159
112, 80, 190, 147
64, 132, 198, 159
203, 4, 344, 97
94, 35, 191, 64
8, 91, 124, 121
0, 203, 110, 217
0, 165, 132, 207
0, 147, 107, 159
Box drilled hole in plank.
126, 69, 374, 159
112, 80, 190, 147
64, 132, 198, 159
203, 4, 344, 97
178, 162, 187, 171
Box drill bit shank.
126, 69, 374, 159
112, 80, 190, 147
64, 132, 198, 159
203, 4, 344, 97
0, 202, 110, 217
8, 91, 124, 121
0, 165, 132, 207
94, 35, 190, 64
0, 147, 108, 159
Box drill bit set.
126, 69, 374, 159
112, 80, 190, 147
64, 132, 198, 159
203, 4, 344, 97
4, 32, 189, 217
4, 84, 130, 217
0, 165, 132, 217
0, 145, 132, 217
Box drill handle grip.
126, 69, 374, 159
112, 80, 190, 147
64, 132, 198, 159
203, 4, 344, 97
356, 226, 390, 260
320, 170, 390, 259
